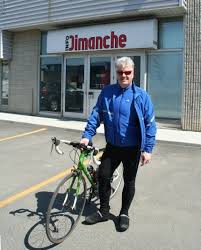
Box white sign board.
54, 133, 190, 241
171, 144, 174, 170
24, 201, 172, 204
47, 19, 158, 53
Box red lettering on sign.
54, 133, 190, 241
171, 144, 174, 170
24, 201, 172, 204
74, 35, 78, 50
111, 31, 118, 48
119, 34, 127, 48
78, 37, 88, 50
89, 37, 95, 49
69, 35, 74, 51
65, 32, 127, 51
103, 35, 110, 48
96, 36, 103, 49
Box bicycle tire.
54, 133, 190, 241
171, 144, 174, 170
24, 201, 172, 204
95, 151, 123, 200
110, 164, 123, 199
46, 172, 87, 244
90, 164, 123, 202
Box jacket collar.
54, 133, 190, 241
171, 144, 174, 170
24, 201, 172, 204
115, 82, 141, 99
132, 82, 141, 99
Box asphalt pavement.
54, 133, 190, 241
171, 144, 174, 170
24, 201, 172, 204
0, 113, 200, 250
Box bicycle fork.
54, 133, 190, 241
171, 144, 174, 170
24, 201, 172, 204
62, 173, 81, 211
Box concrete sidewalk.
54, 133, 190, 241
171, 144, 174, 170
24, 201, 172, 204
1, 112, 201, 146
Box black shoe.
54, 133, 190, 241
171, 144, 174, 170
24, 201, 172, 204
84, 211, 109, 225
119, 214, 129, 232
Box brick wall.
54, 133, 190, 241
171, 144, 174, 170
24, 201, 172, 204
9, 30, 40, 115
182, 0, 201, 131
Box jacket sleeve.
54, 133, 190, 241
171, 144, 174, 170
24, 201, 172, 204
143, 94, 157, 153
82, 91, 103, 141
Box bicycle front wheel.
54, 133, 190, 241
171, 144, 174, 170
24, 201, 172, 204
46, 172, 87, 244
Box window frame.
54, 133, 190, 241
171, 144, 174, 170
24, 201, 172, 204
0, 61, 9, 106
147, 50, 184, 119
158, 18, 184, 49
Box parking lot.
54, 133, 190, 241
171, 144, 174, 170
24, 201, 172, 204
0, 120, 200, 250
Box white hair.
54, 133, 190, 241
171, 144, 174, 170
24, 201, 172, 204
115, 57, 135, 70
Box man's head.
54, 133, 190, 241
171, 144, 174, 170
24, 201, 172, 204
115, 57, 134, 88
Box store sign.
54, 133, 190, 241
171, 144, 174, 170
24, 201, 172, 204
47, 19, 158, 53
65, 32, 127, 51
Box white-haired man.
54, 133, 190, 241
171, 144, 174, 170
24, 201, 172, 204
81, 56, 157, 231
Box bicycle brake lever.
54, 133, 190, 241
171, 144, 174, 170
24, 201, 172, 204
50, 137, 63, 155
55, 145, 64, 155
51, 137, 60, 146
50, 137, 56, 155
50, 143, 54, 154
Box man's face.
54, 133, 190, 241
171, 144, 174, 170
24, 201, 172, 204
116, 65, 134, 88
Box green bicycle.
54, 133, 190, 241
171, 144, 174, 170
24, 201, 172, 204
46, 137, 123, 244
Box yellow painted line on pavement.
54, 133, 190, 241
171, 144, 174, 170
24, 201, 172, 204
0, 128, 47, 142
0, 168, 72, 208
0, 152, 103, 208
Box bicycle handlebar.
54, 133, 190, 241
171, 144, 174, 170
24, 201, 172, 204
51, 137, 99, 156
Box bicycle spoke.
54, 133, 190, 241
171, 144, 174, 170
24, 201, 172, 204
46, 173, 86, 244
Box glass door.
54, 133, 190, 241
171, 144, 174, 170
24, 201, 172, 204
63, 53, 145, 119
115, 53, 146, 89
87, 56, 112, 116
64, 57, 86, 118
86, 54, 145, 116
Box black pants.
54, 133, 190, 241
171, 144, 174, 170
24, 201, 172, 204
98, 143, 141, 217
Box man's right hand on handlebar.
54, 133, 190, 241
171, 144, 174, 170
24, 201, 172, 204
80, 138, 89, 146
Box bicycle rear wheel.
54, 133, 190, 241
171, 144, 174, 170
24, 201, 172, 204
46, 172, 86, 244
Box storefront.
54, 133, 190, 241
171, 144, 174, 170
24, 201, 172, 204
2, 0, 200, 131
39, 18, 183, 120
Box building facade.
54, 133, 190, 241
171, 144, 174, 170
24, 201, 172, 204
0, 0, 200, 131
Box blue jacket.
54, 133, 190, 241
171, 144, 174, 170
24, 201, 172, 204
82, 83, 157, 153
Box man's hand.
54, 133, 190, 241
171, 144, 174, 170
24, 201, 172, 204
80, 138, 89, 146
140, 152, 152, 166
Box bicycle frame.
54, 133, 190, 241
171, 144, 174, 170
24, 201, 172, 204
46, 138, 122, 244
66, 150, 96, 209
76, 150, 96, 186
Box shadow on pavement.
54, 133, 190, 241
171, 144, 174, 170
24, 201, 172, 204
9, 189, 121, 249
10, 191, 57, 250
9, 190, 120, 249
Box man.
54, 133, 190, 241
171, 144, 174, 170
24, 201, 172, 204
81, 56, 156, 231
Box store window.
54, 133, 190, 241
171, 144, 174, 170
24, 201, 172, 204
41, 32, 47, 55
148, 52, 183, 118
1, 62, 9, 105
147, 19, 183, 119
39, 56, 62, 112
131, 56, 140, 86
159, 19, 184, 49
90, 57, 111, 89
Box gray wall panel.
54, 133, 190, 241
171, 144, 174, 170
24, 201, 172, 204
0, 0, 186, 30
8, 30, 40, 114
